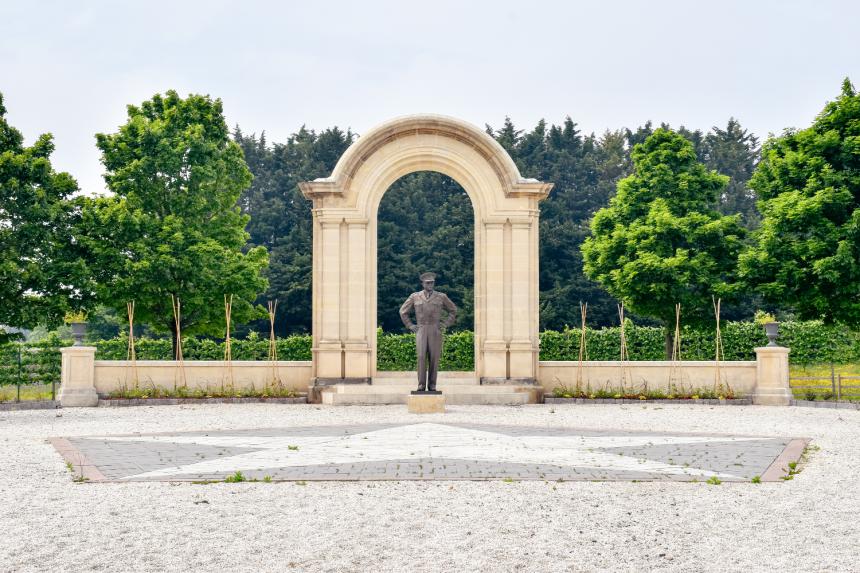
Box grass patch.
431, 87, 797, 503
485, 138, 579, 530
0, 383, 55, 403
551, 385, 736, 400
790, 363, 860, 402
224, 471, 246, 483
106, 384, 297, 400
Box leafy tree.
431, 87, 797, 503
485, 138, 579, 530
740, 79, 860, 328
80, 91, 268, 354
0, 92, 84, 340
234, 126, 353, 334
582, 128, 747, 356
704, 118, 760, 227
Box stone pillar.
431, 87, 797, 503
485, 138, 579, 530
753, 346, 791, 406
59, 347, 98, 407
482, 222, 508, 379
508, 221, 536, 380
344, 220, 371, 380
315, 220, 344, 380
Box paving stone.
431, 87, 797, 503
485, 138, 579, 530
52, 421, 799, 483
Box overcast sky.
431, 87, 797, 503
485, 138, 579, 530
2, 0, 858, 194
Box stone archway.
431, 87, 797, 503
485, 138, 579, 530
300, 115, 552, 386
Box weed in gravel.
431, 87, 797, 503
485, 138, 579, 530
64, 461, 73, 472
263, 476, 272, 483
751, 476, 761, 483
288, 445, 299, 451
225, 471, 246, 483
706, 476, 722, 485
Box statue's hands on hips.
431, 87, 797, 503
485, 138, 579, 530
409, 325, 418, 334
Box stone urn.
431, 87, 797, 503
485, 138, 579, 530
764, 321, 780, 347
70, 322, 87, 346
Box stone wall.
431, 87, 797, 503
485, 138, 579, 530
538, 360, 758, 395
92, 360, 313, 395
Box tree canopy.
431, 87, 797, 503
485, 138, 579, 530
740, 79, 860, 328
231, 116, 762, 335
78, 91, 268, 352
581, 128, 747, 352
0, 92, 84, 339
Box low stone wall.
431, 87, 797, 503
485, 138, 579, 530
58, 345, 792, 407
538, 360, 758, 395
93, 360, 313, 395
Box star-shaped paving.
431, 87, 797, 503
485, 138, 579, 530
66, 423, 791, 482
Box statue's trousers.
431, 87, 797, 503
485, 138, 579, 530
416, 325, 442, 389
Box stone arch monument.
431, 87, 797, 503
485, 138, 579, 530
299, 115, 552, 388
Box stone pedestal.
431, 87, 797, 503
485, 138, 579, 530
753, 346, 791, 406
408, 391, 445, 413
59, 347, 98, 407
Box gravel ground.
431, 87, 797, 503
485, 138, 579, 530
0, 403, 858, 573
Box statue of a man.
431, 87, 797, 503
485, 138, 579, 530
399, 272, 457, 392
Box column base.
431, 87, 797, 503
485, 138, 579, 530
753, 387, 792, 406
58, 387, 99, 408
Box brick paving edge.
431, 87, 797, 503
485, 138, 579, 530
543, 397, 753, 406
97, 396, 307, 407
790, 399, 860, 410
0, 400, 60, 411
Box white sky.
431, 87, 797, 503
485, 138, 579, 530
2, 0, 858, 195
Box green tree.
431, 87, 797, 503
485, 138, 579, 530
234, 126, 353, 334
703, 118, 760, 227
80, 91, 268, 354
740, 79, 860, 328
0, 92, 85, 339
582, 128, 746, 356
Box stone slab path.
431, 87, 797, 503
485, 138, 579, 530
51, 422, 806, 483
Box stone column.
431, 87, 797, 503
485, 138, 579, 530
753, 346, 791, 406
508, 221, 536, 381
344, 220, 370, 380
315, 220, 344, 380
482, 222, 508, 379
59, 346, 98, 407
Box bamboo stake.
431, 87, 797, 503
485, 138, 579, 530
267, 300, 279, 387
125, 301, 139, 390
223, 294, 234, 391
171, 295, 186, 389
712, 296, 729, 395
618, 303, 630, 393
668, 303, 685, 394
576, 301, 589, 392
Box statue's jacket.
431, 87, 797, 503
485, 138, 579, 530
399, 291, 457, 329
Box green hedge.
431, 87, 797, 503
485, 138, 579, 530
1, 321, 856, 383
94, 332, 312, 361
0, 333, 67, 386
539, 321, 860, 364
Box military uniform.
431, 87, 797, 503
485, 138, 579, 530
399, 289, 457, 391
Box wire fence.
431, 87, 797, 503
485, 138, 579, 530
0, 342, 63, 403
790, 365, 860, 402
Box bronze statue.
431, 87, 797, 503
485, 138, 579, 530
399, 272, 457, 392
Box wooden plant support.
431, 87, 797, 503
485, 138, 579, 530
125, 301, 139, 390
171, 295, 187, 389
617, 303, 631, 392
668, 303, 686, 394
223, 294, 234, 391
575, 301, 589, 392
712, 296, 730, 395
267, 300, 280, 388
